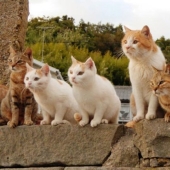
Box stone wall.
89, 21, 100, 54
1, 119, 170, 170
0, 0, 28, 84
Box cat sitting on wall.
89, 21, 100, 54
1, 46, 41, 128
121, 25, 166, 125
24, 63, 79, 125
68, 56, 121, 127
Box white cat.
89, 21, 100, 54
24, 63, 79, 125
68, 56, 121, 127
121, 25, 166, 122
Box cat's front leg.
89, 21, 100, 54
78, 109, 89, 127
51, 106, 67, 126
24, 96, 34, 125
8, 102, 19, 128
145, 94, 158, 120
90, 105, 106, 127
132, 92, 145, 122
40, 110, 51, 125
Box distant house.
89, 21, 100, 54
115, 86, 132, 123
33, 59, 63, 80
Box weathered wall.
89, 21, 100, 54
0, 0, 29, 84
1, 120, 170, 170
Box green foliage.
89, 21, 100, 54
26, 15, 130, 85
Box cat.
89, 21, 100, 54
68, 56, 121, 127
150, 65, 170, 122
0, 46, 40, 128
122, 25, 166, 123
24, 63, 79, 125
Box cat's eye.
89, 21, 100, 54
26, 77, 29, 81
133, 40, 138, 44
159, 80, 165, 85
124, 40, 127, 44
77, 71, 84, 75
17, 60, 23, 64
34, 77, 39, 81
70, 70, 73, 74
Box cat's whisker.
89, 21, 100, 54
114, 49, 125, 59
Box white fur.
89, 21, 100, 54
68, 56, 121, 127
122, 32, 166, 121
24, 64, 79, 125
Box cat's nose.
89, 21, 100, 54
28, 82, 32, 86
126, 46, 130, 50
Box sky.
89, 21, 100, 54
29, 0, 170, 40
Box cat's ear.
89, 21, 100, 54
41, 64, 50, 76
24, 48, 32, 60
25, 63, 34, 73
141, 25, 152, 38
85, 57, 94, 69
124, 26, 131, 32
9, 45, 16, 55
71, 56, 77, 63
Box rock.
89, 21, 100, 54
134, 118, 170, 159
103, 128, 139, 167
0, 124, 123, 168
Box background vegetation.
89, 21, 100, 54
26, 15, 170, 85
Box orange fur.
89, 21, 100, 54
0, 46, 41, 127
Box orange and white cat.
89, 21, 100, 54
150, 65, 170, 122
24, 63, 79, 125
68, 56, 121, 127
122, 25, 166, 122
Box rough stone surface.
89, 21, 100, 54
3, 167, 170, 170
103, 128, 139, 167
134, 118, 170, 159
0, 124, 123, 168
0, 0, 28, 84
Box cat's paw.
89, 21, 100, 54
164, 113, 170, 122
40, 120, 50, 125
79, 120, 88, 127
145, 112, 156, 120
24, 119, 34, 125
7, 121, 18, 128
133, 115, 144, 122
90, 119, 101, 127
101, 119, 108, 124
51, 119, 70, 126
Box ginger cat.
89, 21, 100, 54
24, 63, 79, 125
1, 46, 40, 128
150, 65, 170, 122
68, 56, 121, 127
122, 25, 166, 122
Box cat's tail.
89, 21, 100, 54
74, 113, 82, 122
124, 120, 136, 128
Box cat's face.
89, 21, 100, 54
24, 64, 50, 90
8, 46, 33, 72
150, 71, 170, 96
121, 25, 157, 60
68, 56, 96, 86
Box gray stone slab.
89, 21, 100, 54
0, 124, 123, 167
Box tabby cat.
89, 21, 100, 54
24, 63, 79, 125
68, 56, 121, 127
122, 25, 166, 122
0, 46, 40, 128
150, 66, 170, 122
